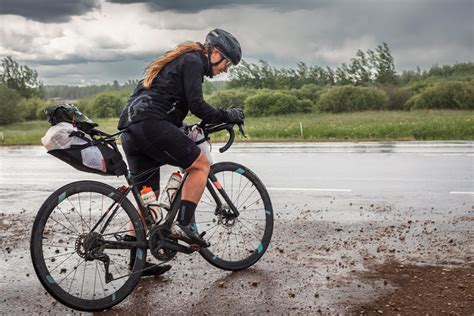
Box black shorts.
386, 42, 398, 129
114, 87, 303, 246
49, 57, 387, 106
121, 119, 201, 191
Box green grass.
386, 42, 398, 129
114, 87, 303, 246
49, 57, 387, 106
0, 110, 472, 145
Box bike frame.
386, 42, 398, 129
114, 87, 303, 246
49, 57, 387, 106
88, 122, 244, 252
90, 165, 240, 252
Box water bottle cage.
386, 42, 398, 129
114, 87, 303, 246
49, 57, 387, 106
147, 203, 163, 224
165, 188, 175, 205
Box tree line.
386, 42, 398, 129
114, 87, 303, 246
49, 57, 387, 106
0, 42, 473, 125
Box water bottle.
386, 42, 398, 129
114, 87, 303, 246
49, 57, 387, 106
140, 186, 162, 223
158, 171, 182, 209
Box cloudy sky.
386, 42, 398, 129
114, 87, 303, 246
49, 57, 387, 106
0, 0, 472, 85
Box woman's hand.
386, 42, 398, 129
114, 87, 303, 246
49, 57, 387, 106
225, 108, 245, 124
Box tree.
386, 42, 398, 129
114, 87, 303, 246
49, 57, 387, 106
371, 42, 397, 84
0, 85, 23, 125
0, 56, 44, 98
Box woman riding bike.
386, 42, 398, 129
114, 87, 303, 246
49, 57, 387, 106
117, 29, 244, 276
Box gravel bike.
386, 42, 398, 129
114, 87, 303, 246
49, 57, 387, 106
30, 122, 273, 311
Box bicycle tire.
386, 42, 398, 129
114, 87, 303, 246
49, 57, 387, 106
195, 162, 273, 271
30, 180, 146, 311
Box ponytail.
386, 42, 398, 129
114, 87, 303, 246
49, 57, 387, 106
143, 42, 207, 89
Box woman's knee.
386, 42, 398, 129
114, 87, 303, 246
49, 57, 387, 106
186, 152, 210, 174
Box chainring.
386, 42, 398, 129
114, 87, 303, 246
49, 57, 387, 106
148, 225, 177, 261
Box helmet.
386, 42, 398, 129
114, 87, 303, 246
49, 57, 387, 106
205, 29, 242, 65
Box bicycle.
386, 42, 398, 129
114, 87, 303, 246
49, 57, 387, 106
30, 122, 274, 311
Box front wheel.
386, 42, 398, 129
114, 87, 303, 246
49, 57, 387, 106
30, 181, 146, 311
194, 162, 274, 271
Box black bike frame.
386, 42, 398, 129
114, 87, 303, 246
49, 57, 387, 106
93, 167, 240, 251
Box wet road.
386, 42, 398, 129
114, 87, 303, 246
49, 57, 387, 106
0, 142, 473, 313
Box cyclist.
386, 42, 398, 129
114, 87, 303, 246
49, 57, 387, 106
117, 29, 244, 276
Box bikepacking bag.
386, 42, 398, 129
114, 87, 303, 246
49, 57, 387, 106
41, 108, 127, 176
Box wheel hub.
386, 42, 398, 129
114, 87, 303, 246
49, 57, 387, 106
75, 232, 104, 260
216, 206, 237, 227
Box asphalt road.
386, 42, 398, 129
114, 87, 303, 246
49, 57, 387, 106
0, 142, 472, 313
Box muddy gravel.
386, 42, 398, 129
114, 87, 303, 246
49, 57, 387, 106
1, 144, 472, 314
1, 196, 472, 314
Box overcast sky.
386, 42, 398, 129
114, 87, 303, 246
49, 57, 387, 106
1, 0, 472, 85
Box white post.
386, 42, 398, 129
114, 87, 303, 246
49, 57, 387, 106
299, 122, 304, 138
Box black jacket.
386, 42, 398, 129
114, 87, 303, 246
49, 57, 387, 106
118, 50, 227, 129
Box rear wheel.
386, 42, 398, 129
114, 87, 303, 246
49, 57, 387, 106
194, 162, 273, 271
30, 181, 146, 311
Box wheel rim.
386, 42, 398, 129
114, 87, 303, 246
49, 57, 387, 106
195, 167, 272, 266
33, 186, 142, 306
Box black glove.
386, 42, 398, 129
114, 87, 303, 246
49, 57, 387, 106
225, 108, 245, 124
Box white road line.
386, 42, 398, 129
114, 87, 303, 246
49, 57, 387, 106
267, 187, 352, 192
449, 191, 474, 195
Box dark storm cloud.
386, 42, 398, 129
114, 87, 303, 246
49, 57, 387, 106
106, 0, 329, 13
25, 53, 143, 66
0, 0, 100, 22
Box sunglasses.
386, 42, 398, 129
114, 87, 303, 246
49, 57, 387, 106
216, 49, 233, 69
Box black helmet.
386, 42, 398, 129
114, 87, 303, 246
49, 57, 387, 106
205, 29, 242, 65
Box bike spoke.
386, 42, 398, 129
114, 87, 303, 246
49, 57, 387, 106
232, 178, 251, 209
49, 251, 77, 273
235, 219, 261, 246
237, 186, 258, 211
55, 205, 81, 235
67, 197, 91, 233
65, 257, 84, 292
93, 261, 98, 298
89, 192, 92, 231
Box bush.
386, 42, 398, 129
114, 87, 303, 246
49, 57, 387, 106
296, 99, 314, 113
317, 85, 389, 113
379, 85, 413, 111
206, 89, 250, 110
245, 90, 312, 116
406, 81, 474, 110
88, 93, 125, 118
0, 84, 23, 125
17, 97, 47, 120
288, 84, 322, 104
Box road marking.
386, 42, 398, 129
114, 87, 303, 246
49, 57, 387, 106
268, 187, 352, 192
449, 191, 474, 195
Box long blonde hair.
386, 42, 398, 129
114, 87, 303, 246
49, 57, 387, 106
143, 41, 207, 89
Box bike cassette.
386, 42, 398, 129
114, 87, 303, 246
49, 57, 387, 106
148, 225, 177, 261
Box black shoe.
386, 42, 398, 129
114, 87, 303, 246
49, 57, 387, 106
124, 235, 172, 277
170, 223, 210, 248
140, 262, 172, 277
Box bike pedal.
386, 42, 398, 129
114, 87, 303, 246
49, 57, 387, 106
199, 231, 206, 238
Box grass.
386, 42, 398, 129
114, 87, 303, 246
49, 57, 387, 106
0, 110, 472, 145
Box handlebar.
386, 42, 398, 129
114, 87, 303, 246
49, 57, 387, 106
91, 122, 245, 154
199, 122, 246, 153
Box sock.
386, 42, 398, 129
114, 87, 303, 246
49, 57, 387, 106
178, 200, 197, 226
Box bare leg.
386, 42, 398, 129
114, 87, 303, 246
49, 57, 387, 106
182, 152, 210, 203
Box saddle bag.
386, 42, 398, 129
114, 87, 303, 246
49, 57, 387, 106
41, 106, 127, 176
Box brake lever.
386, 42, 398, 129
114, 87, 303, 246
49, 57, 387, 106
238, 123, 247, 138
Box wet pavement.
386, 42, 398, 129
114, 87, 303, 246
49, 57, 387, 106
0, 142, 473, 314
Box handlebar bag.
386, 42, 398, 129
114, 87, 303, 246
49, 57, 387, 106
42, 123, 127, 176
